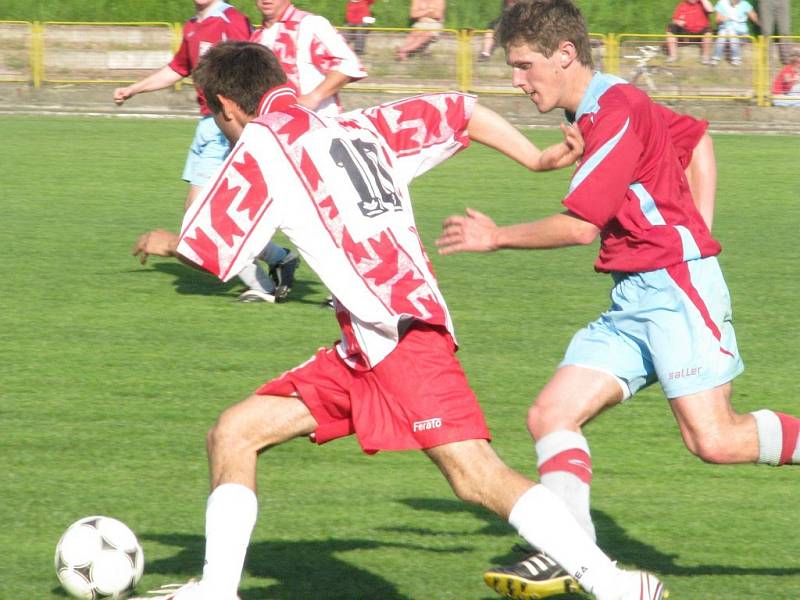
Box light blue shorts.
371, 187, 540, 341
560, 256, 744, 399
181, 116, 230, 187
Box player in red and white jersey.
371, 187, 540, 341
130, 41, 668, 600
250, 0, 366, 118
438, 2, 800, 598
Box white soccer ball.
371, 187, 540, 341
55, 516, 144, 599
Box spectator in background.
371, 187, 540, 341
666, 0, 714, 64
772, 47, 800, 105
478, 0, 518, 62
759, 0, 793, 64
344, 0, 376, 56
395, 0, 446, 61
712, 0, 760, 66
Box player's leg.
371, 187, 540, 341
425, 440, 668, 600
236, 242, 299, 303
200, 393, 317, 598
671, 383, 800, 465
133, 392, 318, 600
526, 365, 626, 542
656, 257, 800, 466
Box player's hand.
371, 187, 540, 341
131, 229, 178, 265
537, 123, 584, 170
113, 86, 133, 105
436, 208, 499, 255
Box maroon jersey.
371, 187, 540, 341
564, 73, 720, 273
169, 2, 252, 115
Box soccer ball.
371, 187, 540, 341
55, 516, 144, 599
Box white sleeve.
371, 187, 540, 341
304, 15, 367, 80
177, 127, 282, 282
353, 92, 476, 186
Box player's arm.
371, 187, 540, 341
699, 0, 714, 13
113, 65, 183, 105
685, 132, 716, 230
466, 104, 584, 171
436, 208, 599, 254
297, 70, 353, 111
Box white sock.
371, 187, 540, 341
508, 485, 624, 598
536, 430, 596, 541
201, 483, 258, 598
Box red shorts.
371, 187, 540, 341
256, 324, 491, 454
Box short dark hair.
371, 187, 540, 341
193, 41, 288, 116
496, 0, 593, 68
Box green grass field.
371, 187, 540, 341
1, 115, 798, 599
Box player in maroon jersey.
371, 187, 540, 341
437, 2, 799, 598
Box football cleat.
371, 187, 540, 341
129, 580, 240, 600
269, 250, 300, 302
484, 549, 581, 599
237, 289, 276, 303
615, 571, 669, 600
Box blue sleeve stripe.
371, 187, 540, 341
569, 118, 629, 193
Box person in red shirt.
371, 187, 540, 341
665, 0, 714, 64
343, 0, 376, 55
437, 1, 800, 597
771, 47, 800, 105
113, 0, 251, 211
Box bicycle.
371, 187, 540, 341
624, 44, 682, 98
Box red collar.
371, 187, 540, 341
256, 84, 298, 116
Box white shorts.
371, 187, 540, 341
561, 256, 744, 398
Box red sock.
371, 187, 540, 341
776, 412, 800, 465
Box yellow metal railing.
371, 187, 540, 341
1, 20, 794, 105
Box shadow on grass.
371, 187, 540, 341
140, 532, 471, 600
125, 261, 326, 305
389, 499, 800, 579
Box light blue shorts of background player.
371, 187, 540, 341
560, 256, 745, 399
181, 115, 230, 186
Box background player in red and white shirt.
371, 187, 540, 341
251, 0, 366, 118
131, 41, 668, 600
438, 1, 800, 597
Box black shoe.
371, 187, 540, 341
484, 548, 580, 599
269, 250, 300, 302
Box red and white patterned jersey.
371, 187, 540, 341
169, 2, 252, 115
250, 3, 366, 118
177, 88, 476, 369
